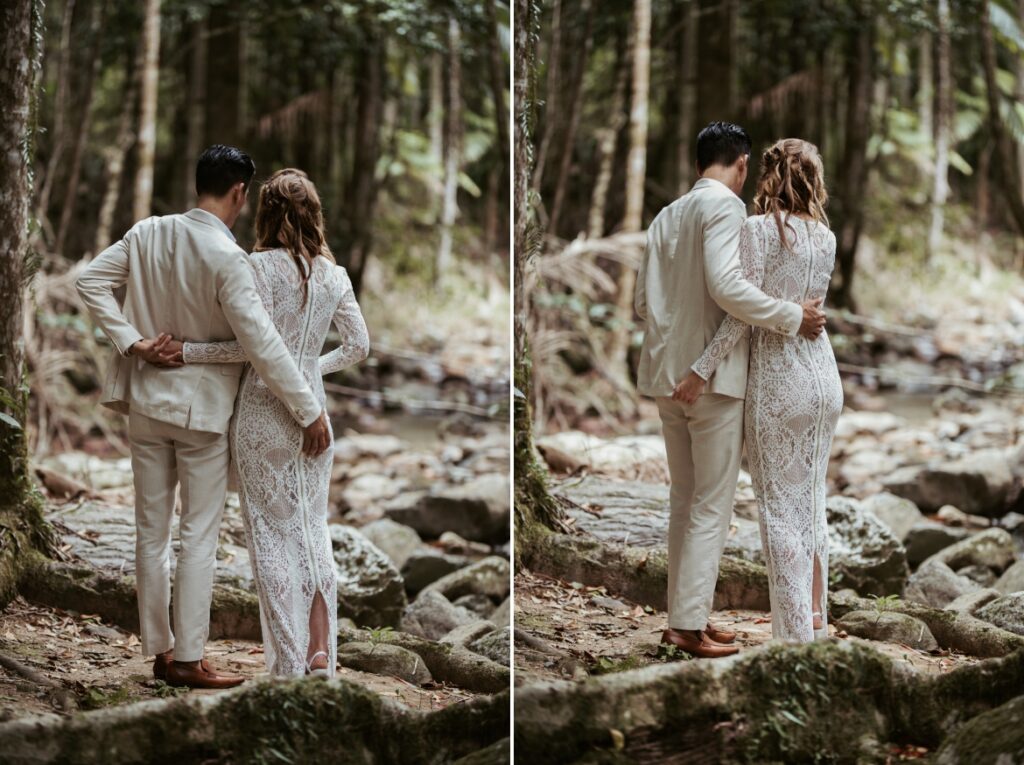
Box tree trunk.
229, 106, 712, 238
36, 0, 77, 229
927, 0, 951, 258
514, 0, 566, 549
1019, 0, 1024, 200
204, 3, 240, 148
547, 0, 593, 237
0, 0, 56, 607
436, 16, 462, 283
530, 0, 561, 194
55, 0, 107, 258
183, 15, 207, 207
677, 0, 699, 195
133, 0, 161, 222
980, 1, 1024, 236
917, 31, 933, 142
830, 9, 874, 310
428, 52, 444, 212
605, 0, 651, 387
343, 25, 384, 296
328, 64, 346, 212
587, 37, 628, 239
485, 0, 509, 253
95, 59, 138, 255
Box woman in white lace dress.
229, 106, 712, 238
690, 139, 843, 643
180, 169, 369, 676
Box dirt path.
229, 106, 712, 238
513, 570, 979, 686
0, 597, 474, 721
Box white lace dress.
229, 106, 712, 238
691, 215, 843, 643
182, 249, 369, 676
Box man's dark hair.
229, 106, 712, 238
695, 122, 752, 172
195, 144, 255, 197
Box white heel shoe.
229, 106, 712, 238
306, 650, 330, 678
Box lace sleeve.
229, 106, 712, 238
182, 253, 275, 365
319, 267, 370, 375
690, 220, 763, 381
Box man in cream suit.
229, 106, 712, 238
635, 123, 825, 658
76, 145, 331, 688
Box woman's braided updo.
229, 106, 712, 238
753, 138, 829, 249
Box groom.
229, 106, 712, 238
76, 145, 331, 688
635, 122, 825, 658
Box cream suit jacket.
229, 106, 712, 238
635, 177, 803, 399
76, 208, 321, 433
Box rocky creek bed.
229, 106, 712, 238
1, 413, 510, 763
515, 391, 1024, 762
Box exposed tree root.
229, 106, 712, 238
829, 589, 1024, 658
0, 650, 76, 712
0, 674, 509, 765
513, 639, 1024, 764
337, 626, 510, 694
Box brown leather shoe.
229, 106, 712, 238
705, 622, 737, 644
661, 628, 739, 658
165, 658, 245, 689
153, 650, 173, 680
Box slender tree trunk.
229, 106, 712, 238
977, 139, 991, 231
1017, 0, 1024, 199
514, 0, 564, 538
927, 0, 951, 258
237, 12, 249, 141
831, 8, 874, 310
36, 0, 77, 227
485, 0, 509, 253
917, 32, 933, 153
328, 64, 346, 212
588, 39, 628, 239
205, 3, 240, 148
980, 1, 1024, 236
95, 60, 138, 254
428, 52, 444, 211
547, 0, 593, 237
606, 0, 651, 383
133, 0, 161, 221
56, 0, 107, 257
677, 0, 699, 194
184, 15, 207, 208
437, 16, 463, 283
530, 0, 562, 193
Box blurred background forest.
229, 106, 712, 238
522, 0, 1024, 432
29, 0, 510, 454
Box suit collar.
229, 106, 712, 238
185, 208, 236, 242
691, 176, 740, 200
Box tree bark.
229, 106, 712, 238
980, 1, 1024, 237
183, 15, 207, 207
55, 0, 107, 258
428, 51, 444, 212
917, 31, 933, 142
927, 0, 951, 258
605, 0, 651, 386
94, 60, 138, 255
587, 37, 628, 239
132, 0, 161, 222
546, 0, 593, 237
0, 0, 56, 607
436, 15, 463, 283
204, 3, 240, 148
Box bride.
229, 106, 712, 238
167, 169, 369, 676
690, 139, 843, 642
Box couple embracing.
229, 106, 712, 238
636, 122, 843, 657
76, 145, 369, 687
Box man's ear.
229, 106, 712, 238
737, 154, 749, 173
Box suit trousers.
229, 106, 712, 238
128, 410, 230, 661
656, 393, 745, 631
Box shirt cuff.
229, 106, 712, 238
690, 364, 709, 382
114, 329, 145, 357
782, 303, 803, 337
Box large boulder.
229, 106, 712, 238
904, 558, 982, 608
356, 518, 422, 570
881, 448, 1023, 517
835, 610, 938, 651
535, 431, 667, 480
422, 556, 510, 603
401, 589, 480, 640
904, 521, 969, 567
330, 524, 408, 627
826, 497, 909, 596
468, 627, 510, 666
384, 474, 509, 544
552, 476, 669, 548
994, 559, 1024, 594
335, 641, 433, 685
723, 516, 764, 564
400, 548, 471, 594
975, 592, 1024, 636
860, 493, 923, 541
944, 588, 1001, 615
928, 528, 1017, 574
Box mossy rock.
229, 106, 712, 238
336, 642, 433, 685
836, 610, 938, 651
934, 695, 1024, 765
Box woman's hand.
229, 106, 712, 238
672, 371, 706, 404
151, 334, 184, 365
